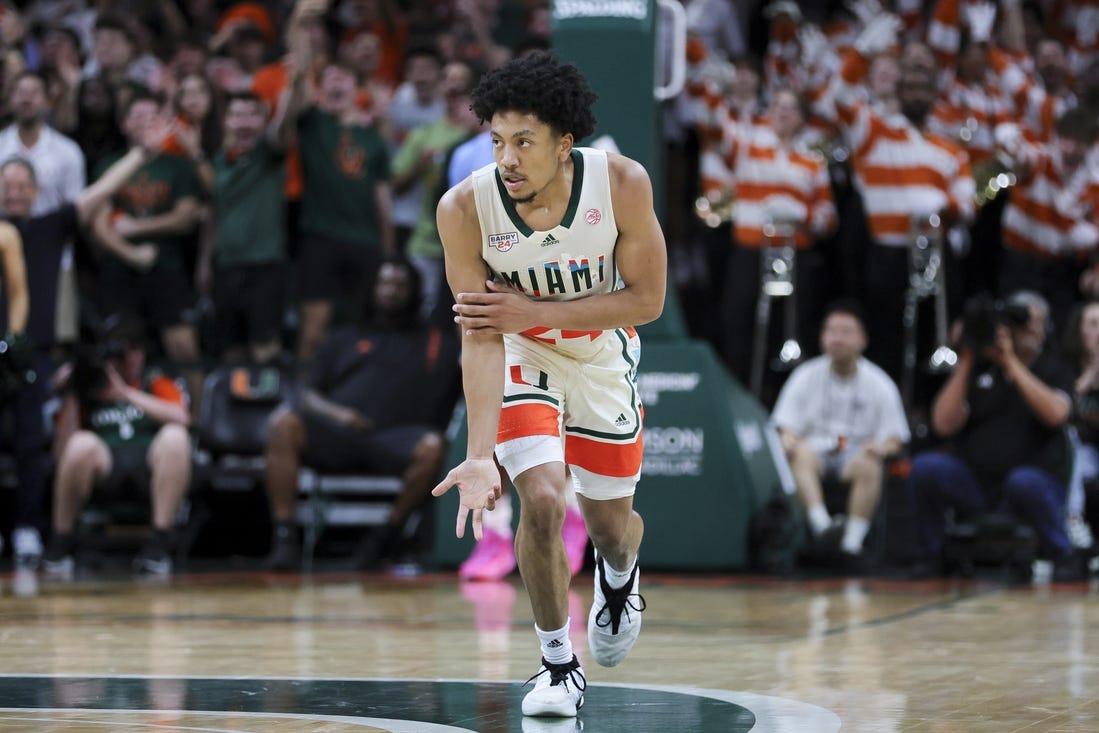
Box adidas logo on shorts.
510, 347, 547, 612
614, 413, 630, 427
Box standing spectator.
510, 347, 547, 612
72, 76, 124, 180
908, 291, 1084, 580
41, 314, 192, 579
283, 22, 396, 359
0, 217, 29, 563
89, 89, 204, 408
386, 45, 446, 252
83, 15, 162, 94
392, 61, 479, 320
708, 87, 836, 390
997, 108, 1099, 330
0, 122, 172, 566
772, 300, 909, 567
263, 257, 458, 571
0, 71, 86, 216
38, 23, 85, 137
196, 91, 289, 364
830, 13, 975, 393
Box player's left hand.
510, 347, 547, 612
453, 280, 536, 335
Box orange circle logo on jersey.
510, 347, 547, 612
586, 208, 601, 225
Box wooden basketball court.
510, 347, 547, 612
1, 567, 1097, 732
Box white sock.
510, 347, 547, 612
536, 620, 574, 665
841, 516, 870, 554
601, 555, 636, 588
808, 504, 832, 536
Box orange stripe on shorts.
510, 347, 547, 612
497, 402, 560, 443
565, 433, 644, 478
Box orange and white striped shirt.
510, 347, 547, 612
1001, 147, 1099, 258
834, 51, 975, 246
708, 122, 836, 250
988, 48, 1075, 145
927, 78, 1013, 166
1050, 0, 1099, 79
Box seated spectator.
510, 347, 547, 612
41, 314, 193, 578
263, 257, 459, 571
908, 291, 1086, 580
772, 300, 909, 568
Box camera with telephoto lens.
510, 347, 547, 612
70, 338, 129, 399
961, 294, 1031, 350
69, 315, 144, 400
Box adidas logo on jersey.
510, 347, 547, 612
541, 233, 560, 247
614, 413, 630, 427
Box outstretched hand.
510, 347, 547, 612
431, 458, 503, 540
453, 280, 536, 335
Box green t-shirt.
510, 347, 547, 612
83, 370, 185, 449
95, 152, 201, 272
298, 107, 390, 246
394, 119, 470, 260
213, 138, 287, 267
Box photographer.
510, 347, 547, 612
41, 315, 192, 578
907, 291, 1085, 580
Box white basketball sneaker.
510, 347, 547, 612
522, 655, 586, 717
588, 555, 646, 667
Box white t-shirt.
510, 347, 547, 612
0, 125, 86, 216
771, 355, 910, 453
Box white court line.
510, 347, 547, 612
0, 674, 841, 732
0, 708, 470, 732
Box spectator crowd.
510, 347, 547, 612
0, 0, 1097, 582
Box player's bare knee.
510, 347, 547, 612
518, 486, 565, 538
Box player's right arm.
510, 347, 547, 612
430, 179, 503, 540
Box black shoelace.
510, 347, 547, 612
594, 560, 647, 634
525, 657, 586, 694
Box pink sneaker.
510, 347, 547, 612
562, 508, 589, 577
458, 528, 517, 581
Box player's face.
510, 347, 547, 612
490, 111, 571, 205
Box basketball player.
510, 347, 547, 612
432, 51, 667, 719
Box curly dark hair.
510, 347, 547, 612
470, 51, 598, 141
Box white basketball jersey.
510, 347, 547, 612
471, 147, 622, 359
